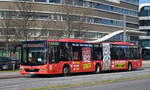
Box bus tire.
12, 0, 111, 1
62, 66, 70, 76
95, 64, 101, 74
128, 63, 132, 71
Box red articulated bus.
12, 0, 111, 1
18, 39, 142, 76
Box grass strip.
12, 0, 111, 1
0, 70, 19, 72
23, 74, 150, 90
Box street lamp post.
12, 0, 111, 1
123, 14, 126, 42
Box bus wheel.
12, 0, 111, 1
95, 65, 101, 74
128, 63, 132, 71
63, 67, 70, 76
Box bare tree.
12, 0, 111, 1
61, 1, 90, 39
0, 19, 13, 56
0, 7, 20, 56
0, 1, 39, 56
12, 1, 37, 41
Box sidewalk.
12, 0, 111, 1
0, 71, 23, 79
0, 61, 150, 79
143, 60, 150, 68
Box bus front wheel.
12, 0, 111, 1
95, 65, 101, 74
63, 66, 70, 76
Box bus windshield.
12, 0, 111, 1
22, 48, 46, 66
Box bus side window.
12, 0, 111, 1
48, 46, 61, 63
72, 46, 82, 61
130, 48, 135, 60
111, 47, 117, 60
124, 48, 130, 60
60, 46, 72, 61
138, 48, 141, 59
92, 47, 102, 60
132, 48, 140, 59
111, 47, 125, 60
119, 48, 125, 60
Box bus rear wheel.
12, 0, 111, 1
95, 65, 101, 74
128, 63, 132, 71
63, 67, 70, 76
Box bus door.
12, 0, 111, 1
48, 45, 60, 73
82, 47, 93, 72
102, 43, 111, 70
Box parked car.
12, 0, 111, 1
0, 56, 20, 70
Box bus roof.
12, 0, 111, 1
47, 38, 84, 43
22, 40, 134, 46
110, 42, 134, 45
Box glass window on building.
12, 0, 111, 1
94, 18, 100, 24
101, 19, 111, 25
27, 30, 35, 37
73, 31, 85, 38
38, 13, 49, 19
126, 23, 139, 28
80, 16, 86, 22
140, 20, 150, 26
83, 1, 93, 8
40, 30, 49, 36
141, 41, 150, 47
113, 7, 122, 13
71, 15, 80, 21
18, 0, 33, 2
83, 32, 99, 39
35, 0, 47, 2
123, 0, 139, 5
74, 0, 83, 6
64, 0, 74, 5
32, 14, 40, 19
52, 14, 63, 21
86, 17, 94, 24
89, 2, 93, 8
130, 36, 138, 42
49, 30, 63, 37
53, 14, 58, 20
118, 21, 123, 26
50, 14, 54, 20
93, 2, 100, 8
49, 0, 60, 3
147, 31, 150, 36
57, 14, 63, 21
140, 6, 150, 16
99, 4, 110, 10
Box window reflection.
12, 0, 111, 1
35, 0, 46, 2
49, 0, 60, 3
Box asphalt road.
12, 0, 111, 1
72, 79, 150, 90
0, 68, 150, 90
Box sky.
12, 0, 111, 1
140, 0, 150, 4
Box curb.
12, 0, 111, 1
0, 72, 30, 79
0, 74, 27, 79
143, 61, 150, 68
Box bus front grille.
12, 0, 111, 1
25, 69, 39, 72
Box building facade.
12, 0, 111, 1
139, 4, 150, 60
0, 0, 139, 41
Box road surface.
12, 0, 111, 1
71, 79, 150, 90
0, 68, 150, 90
